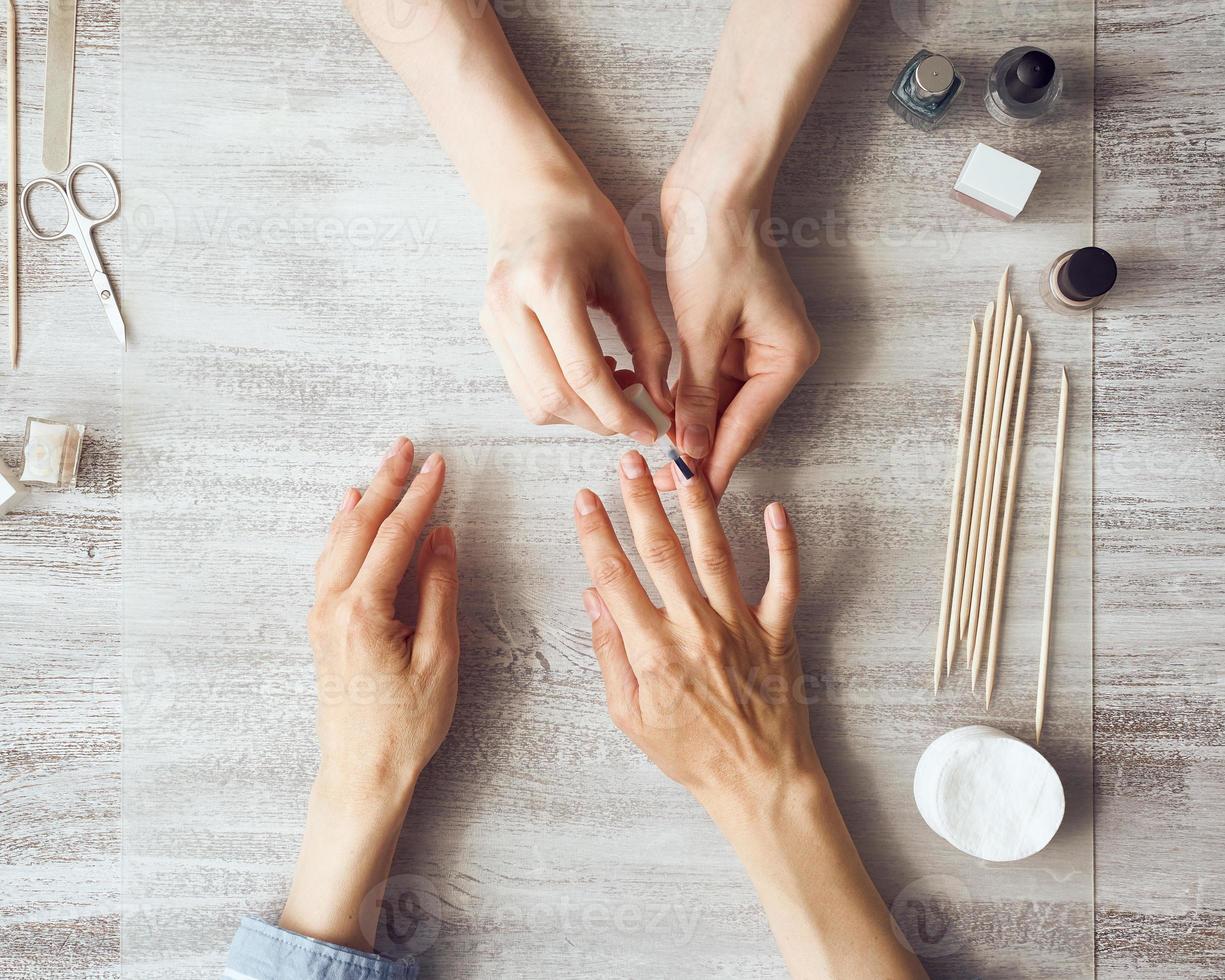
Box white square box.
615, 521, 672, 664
953, 143, 1041, 221
0, 458, 26, 516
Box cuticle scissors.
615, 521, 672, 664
20, 160, 127, 349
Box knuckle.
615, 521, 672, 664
559, 357, 604, 392
592, 632, 618, 662
682, 474, 716, 508
634, 646, 675, 677
520, 256, 567, 298
483, 266, 517, 310
337, 509, 376, 539
624, 476, 660, 503
772, 580, 801, 606
638, 533, 683, 568
378, 513, 417, 547
336, 595, 370, 636
719, 412, 759, 443
771, 529, 799, 555
523, 401, 554, 426
592, 554, 634, 590
536, 385, 573, 417
424, 565, 461, 592
634, 334, 672, 363
695, 544, 734, 576
678, 381, 720, 411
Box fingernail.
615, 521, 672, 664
673, 453, 696, 484
421, 451, 443, 474
767, 501, 788, 530
384, 436, 409, 459
338, 487, 360, 515
630, 429, 655, 446
575, 489, 599, 516
582, 589, 602, 622
431, 526, 455, 558
620, 450, 647, 480
682, 424, 710, 458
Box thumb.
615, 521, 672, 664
413, 527, 460, 674
674, 320, 729, 460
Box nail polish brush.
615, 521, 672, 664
623, 383, 694, 480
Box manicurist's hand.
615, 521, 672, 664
481, 174, 673, 439
348, 0, 671, 441
280, 437, 459, 952
656, 177, 819, 498
649, 0, 864, 497
575, 454, 926, 979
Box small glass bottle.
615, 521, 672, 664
985, 46, 1063, 127
1041, 247, 1118, 314
888, 50, 963, 131
20, 417, 86, 489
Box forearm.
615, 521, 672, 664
704, 769, 926, 980
347, 0, 588, 215
279, 769, 415, 951
673, 0, 859, 200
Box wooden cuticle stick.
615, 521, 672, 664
965, 289, 1015, 664
959, 269, 1009, 643
945, 300, 994, 673
970, 309, 1024, 688
1036, 367, 1069, 744
933, 320, 979, 691
985, 330, 1033, 709
6, 0, 16, 370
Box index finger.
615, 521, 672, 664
316, 437, 415, 593
535, 288, 658, 442
352, 452, 447, 601
703, 370, 799, 498
574, 488, 660, 635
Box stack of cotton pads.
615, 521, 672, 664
914, 725, 1065, 862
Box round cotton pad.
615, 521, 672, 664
914, 725, 1065, 862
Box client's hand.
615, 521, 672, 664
573, 450, 817, 813
309, 436, 459, 797
574, 454, 926, 980
281, 437, 459, 951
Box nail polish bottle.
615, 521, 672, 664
985, 46, 1063, 127
888, 50, 963, 131
1041, 247, 1117, 314
19, 417, 86, 489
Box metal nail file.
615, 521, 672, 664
43, 0, 77, 174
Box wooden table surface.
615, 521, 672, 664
0, 1, 1221, 977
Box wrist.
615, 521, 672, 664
698, 762, 833, 846
314, 759, 418, 818
666, 110, 784, 216
477, 140, 599, 227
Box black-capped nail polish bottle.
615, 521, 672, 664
1041, 247, 1118, 314
985, 46, 1063, 127
888, 50, 963, 131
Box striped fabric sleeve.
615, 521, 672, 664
224, 917, 417, 980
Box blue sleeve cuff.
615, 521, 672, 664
225, 917, 417, 980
